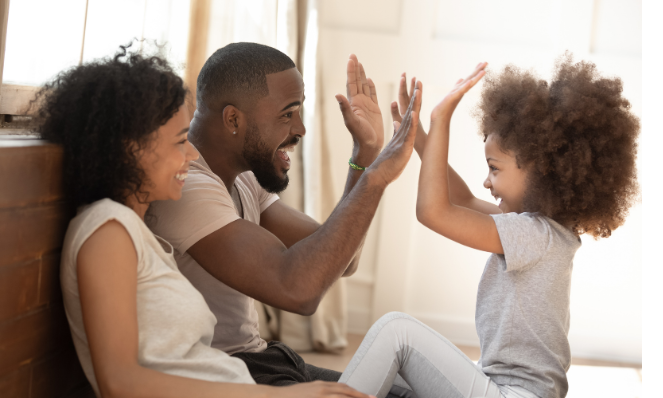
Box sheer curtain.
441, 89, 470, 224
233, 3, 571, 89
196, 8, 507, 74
184, 0, 347, 353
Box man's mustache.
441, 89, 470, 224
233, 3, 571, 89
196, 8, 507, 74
279, 136, 300, 149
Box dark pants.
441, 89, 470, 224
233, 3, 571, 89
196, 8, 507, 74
233, 341, 415, 397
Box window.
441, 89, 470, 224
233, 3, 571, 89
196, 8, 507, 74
0, 0, 190, 134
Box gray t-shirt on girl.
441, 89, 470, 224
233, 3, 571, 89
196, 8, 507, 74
476, 212, 581, 398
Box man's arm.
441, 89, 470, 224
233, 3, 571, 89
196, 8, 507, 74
259, 55, 384, 277
392, 73, 501, 216
188, 83, 422, 316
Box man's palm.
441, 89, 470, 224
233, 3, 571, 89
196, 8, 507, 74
348, 92, 384, 148
335, 54, 384, 160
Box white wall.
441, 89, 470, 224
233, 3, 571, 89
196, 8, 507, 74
318, 0, 642, 363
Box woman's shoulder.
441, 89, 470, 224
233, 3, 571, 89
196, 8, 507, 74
65, 199, 145, 258
72, 199, 140, 231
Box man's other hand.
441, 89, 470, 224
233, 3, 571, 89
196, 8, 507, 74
368, 80, 423, 187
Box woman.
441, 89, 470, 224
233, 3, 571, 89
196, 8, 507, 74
38, 46, 371, 398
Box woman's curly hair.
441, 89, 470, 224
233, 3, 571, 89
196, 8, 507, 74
34, 43, 187, 210
475, 53, 639, 238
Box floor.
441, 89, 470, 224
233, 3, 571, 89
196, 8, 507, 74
299, 334, 642, 398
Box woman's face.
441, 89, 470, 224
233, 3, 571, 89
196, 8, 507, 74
138, 105, 199, 203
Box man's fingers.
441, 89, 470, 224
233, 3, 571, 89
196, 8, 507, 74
353, 57, 362, 96
405, 110, 419, 143
391, 101, 403, 123
335, 94, 357, 125
346, 57, 358, 97
368, 78, 378, 104
359, 63, 371, 97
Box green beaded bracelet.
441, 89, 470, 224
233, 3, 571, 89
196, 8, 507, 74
348, 158, 366, 171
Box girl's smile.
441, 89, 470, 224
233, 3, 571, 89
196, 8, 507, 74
483, 134, 528, 214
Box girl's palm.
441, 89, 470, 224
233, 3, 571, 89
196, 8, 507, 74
432, 62, 487, 121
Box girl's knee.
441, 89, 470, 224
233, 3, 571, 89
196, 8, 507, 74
372, 312, 418, 330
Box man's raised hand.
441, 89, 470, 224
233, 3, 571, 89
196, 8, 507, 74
367, 80, 422, 186
335, 54, 385, 167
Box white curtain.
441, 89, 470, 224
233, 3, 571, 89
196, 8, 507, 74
186, 0, 347, 353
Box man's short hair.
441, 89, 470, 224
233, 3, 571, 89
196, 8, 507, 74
196, 42, 296, 110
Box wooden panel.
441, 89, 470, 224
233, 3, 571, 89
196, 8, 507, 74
0, 260, 40, 323
0, 305, 70, 377
0, 142, 64, 209
31, 350, 92, 398
0, 204, 69, 268
38, 253, 63, 306
0, 366, 30, 398
0, 139, 87, 397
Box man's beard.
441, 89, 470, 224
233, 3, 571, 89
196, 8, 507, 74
242, 121, 292, 194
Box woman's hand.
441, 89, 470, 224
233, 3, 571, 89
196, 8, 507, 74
274, 381, 375, 398
335, 54, 385, 167
431, 62, 487, 123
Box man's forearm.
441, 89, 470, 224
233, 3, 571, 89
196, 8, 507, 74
278, 169, 385, 314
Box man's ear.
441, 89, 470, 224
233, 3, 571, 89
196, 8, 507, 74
221, 105, 245, 135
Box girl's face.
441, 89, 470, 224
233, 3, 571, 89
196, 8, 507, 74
138, 105, 199, 203
483, 134, 528, 213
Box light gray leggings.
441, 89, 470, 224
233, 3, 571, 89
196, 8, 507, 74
339, 312, 537, 398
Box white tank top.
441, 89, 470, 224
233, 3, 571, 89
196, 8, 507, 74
60, 199, 255, 396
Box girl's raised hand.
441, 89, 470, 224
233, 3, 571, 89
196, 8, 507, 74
431, 62, 487, 122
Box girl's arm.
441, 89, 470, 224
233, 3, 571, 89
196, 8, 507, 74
416, 63, 504, 254
392, 74, 500, 216
77, 220, 369, 398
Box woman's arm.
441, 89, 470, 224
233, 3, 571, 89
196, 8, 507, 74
77, 220, 369, 398
392, 74, 500, 215
415, 63, 504, 254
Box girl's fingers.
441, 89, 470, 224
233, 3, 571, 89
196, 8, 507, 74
462, 62, 487, 83
409, 77, 416, 101
391, 101, 403, 122
398, 74, 410, 111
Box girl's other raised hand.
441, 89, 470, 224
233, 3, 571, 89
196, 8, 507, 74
391, 73, 428, 157
431, 62, 487, 122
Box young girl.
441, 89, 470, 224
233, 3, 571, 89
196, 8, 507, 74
337, 55, 639, 398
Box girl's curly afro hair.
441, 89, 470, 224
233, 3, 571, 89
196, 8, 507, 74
35, 43, 187, 210
475, 53, 639, 238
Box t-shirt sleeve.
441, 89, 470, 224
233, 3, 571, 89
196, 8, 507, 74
243, 172, 279, 212
490, 212, 551, 272
147, 174, 240, 253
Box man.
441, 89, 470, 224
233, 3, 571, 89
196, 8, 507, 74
147, 43, 421, 395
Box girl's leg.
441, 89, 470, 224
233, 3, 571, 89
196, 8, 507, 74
339, 312, 502, 398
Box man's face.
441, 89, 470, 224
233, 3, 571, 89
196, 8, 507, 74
242, 68, 305, 193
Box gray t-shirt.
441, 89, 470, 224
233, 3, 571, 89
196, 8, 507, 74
476, 212, 581, 398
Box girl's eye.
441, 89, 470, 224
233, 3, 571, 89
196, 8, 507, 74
178, 139, 188, 145
489, 165, 498, 171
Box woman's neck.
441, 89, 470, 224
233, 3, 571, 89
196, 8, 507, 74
124, 194, 150, 220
